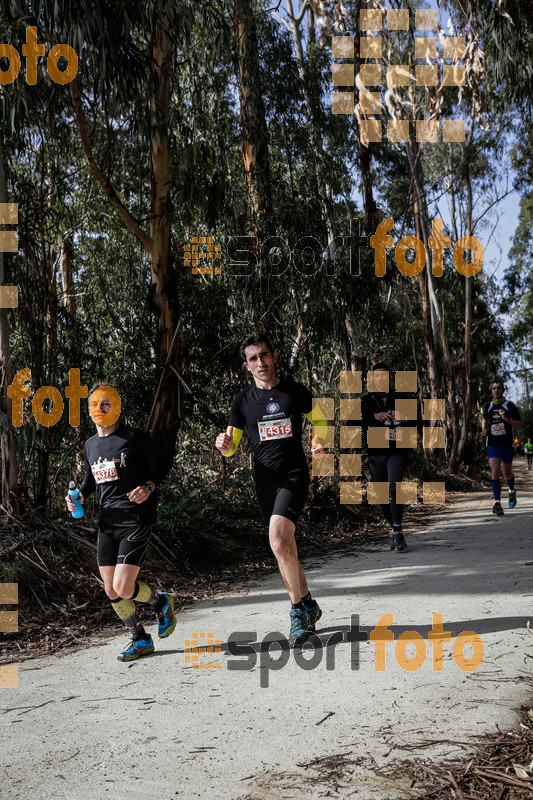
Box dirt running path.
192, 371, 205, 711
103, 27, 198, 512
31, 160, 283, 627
2, 463, 532, 800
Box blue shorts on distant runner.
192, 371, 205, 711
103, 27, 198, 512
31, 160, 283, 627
487, 446, 514, 463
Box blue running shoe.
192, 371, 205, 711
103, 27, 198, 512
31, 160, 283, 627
117, 635, 154, 662
508, 490, 517, 509
156, 592, 176, 638
289, 608, 312, 648
304, 601, 322, 634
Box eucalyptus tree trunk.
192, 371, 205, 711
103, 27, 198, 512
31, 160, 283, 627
234, 0, 272, 233
70, 0, 180, 453
407, 140, 461, 465
147, 0, 180, 449
406, 143, 439, 398
0, 142, 17, 510
60, 236, 75, 317
277, 0, 336, 252
359, 142, 378, 234
456, 158, 474, 465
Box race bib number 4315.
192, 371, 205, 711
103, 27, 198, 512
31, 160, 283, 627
258, 418, 293, 442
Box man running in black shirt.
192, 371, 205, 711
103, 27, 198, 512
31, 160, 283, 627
65, 382, 175, 661
482, 378, 523, 515
215, 334, 326, 647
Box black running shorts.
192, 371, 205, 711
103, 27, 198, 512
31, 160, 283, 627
97, 523, 152, 567
255, 466, 310, 527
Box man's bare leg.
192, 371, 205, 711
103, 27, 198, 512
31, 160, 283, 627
502, 461, 513, 482
488, 457, 501, 482
268, 514, 306, 603
98, 563, 149, 638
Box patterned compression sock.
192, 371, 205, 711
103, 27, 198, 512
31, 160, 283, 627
491, 480, 501, 501
110, 597, 147, 639
132, 580, 159, 605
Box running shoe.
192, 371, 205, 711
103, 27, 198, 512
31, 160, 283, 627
117, 634, 154, 662
392, 531, 408, 551
288, 608, 312, 648
508, 490, 517, 509
156, 592, 176, 638
304, 601, 322, 633
492, 502, 504, 516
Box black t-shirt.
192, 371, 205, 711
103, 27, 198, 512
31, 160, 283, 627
228, 378, 312, 473
79, 424, 172, 527
361, 391, 420, 454
483, 399, 521, 448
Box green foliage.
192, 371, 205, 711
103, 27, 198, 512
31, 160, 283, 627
158, 426, 257, 534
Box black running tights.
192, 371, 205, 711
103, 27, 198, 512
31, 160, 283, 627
367, 452, 408, 527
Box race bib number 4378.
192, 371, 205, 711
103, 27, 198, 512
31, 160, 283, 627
258, 418, 293, 442
91, 458, 118, 483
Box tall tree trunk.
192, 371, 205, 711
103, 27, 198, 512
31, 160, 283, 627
148, 0, 180, 452
0, 142, 18, 510
345, 310, 363, 369
70, 0, 181, 455
359, 142, 377, 234
407, 143, 439, 398
407, 140, 461, 464
61, 236, 76, 317
456, 158, 474, 464
308, 4, 315, 43
234, 0, 272, 234
282, 0, 336, 254
290, 282, 312, 388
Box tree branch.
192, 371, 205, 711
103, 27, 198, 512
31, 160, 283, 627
271, 10, 291, 31
295, 0, 309, 25
70, 77, 153, 254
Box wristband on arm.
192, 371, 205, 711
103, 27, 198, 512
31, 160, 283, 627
222, 426, 244, 457
304, 404, 328, 446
